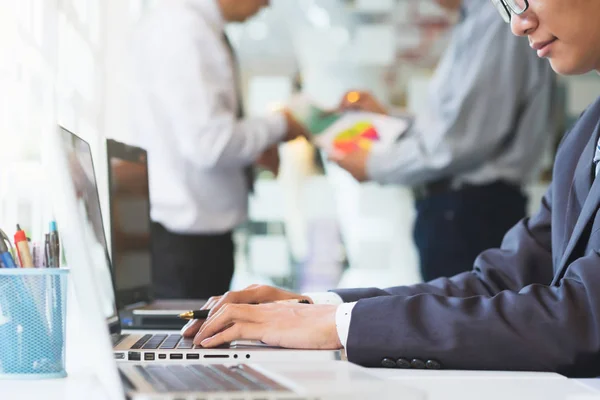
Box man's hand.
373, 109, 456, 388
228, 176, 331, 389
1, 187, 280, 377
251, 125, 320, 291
193, 303, 342, 350
329, 148, 371, 182
337, 91, 388, 115
282, 110, 310, 143
181, 285, 310, 338
256, 145, 280, 176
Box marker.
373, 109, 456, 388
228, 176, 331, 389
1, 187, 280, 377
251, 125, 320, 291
0, 237, 17, 268
48, 221, 60, 268
14, 224, 34, 268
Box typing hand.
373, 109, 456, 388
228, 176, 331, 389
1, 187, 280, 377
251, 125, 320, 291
193, 303, 342, 350
282, 110, 310, 143
329, 148, 371, 182
336, 91, 388, 115
181, 285, 311, 338
257, 145, 280, 176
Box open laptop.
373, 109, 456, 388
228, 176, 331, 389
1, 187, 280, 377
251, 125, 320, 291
53, 127, 340, 363
106, 138, 203, 329
43, 126, 423, 400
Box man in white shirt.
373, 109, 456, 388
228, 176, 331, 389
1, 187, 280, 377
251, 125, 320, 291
132, 0, 308, 299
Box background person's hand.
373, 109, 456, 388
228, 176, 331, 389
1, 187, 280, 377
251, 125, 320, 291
329, 147, 371, 182
181, 284, 311, 338
282, 110, 310, 143
337, 91, 388, 115
193, 303, 342, 350
256, 144, 280, 176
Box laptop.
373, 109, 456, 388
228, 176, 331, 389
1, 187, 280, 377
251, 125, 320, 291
106, 138, 203, 330
52, 127, 340, 363
43, 126, 424, 400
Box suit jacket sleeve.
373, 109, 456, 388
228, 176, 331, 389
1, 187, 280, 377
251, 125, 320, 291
339, 183, 600, 375
333, 185, 555, 302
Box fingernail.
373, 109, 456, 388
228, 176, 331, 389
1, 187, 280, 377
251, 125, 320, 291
201, 338, 211, 346
180, 320, 193, 334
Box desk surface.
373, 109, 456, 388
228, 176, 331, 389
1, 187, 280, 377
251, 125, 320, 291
367, 369, 599, 400
1, 368, 598, 400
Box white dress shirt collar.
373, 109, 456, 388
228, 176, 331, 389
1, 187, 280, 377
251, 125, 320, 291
187, 0, 225, 34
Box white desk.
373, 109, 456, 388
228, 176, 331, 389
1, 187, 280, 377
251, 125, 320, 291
1, 369, 598, 400
366, 369, 599, 400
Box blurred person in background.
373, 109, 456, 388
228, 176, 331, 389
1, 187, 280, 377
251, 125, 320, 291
131, 0, 309, 299
332, 0, 557, 281
182, 0, 600, 375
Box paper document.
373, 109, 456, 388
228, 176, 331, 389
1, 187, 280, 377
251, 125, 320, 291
312, 112, 411, 154
302, 105, 342, 135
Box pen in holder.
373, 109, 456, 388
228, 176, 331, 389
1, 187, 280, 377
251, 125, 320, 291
0, 269, 69, 379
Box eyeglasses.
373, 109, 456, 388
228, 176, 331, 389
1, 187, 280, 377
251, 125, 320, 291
491, 0, 529, 23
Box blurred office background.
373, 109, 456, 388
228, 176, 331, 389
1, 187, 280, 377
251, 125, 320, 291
1, 0, 600, 292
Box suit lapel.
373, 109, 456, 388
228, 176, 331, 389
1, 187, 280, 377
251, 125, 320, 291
560, 127, 597, 247
555, 120, 600, 280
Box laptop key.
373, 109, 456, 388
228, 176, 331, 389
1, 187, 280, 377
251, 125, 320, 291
234, 365, 289, 391
112, 334, 129, 347
177, 338, 194, 349
142, 334, 168, 350
144, 365, 188, 393
130, 334, 153, 349
191, 365, 246, 392
159, 334, 182, 350
167, 365, 218, 392
213, 365, 265, 391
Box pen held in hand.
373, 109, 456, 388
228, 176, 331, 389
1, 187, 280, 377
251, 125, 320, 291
179, 309, 210, 320
178, 299, 311, 320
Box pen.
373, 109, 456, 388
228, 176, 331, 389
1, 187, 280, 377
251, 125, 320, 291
49, 221, 60, 268
44, 234, 50, 268
178, 299, 311, 320
179, 309, 210, 320
14, 224, 34, 268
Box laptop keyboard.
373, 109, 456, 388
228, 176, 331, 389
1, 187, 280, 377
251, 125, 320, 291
135, 364, 289, 393
112, 334, 128, 347
127, 333, 200, 350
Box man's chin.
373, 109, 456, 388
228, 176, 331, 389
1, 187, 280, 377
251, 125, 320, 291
549, 57, 595, 76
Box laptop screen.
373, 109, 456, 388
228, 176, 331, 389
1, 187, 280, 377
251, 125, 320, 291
106, 139, 153, 308
59, 127, 119, 327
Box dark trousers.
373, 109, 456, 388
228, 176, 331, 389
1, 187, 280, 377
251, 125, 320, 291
413, 181, 527, 282
151, 223, 234, 299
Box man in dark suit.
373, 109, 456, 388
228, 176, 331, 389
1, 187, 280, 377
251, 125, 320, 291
182, 0, 600, 377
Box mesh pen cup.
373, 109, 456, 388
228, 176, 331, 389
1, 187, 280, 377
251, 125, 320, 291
0, 269, 68, 379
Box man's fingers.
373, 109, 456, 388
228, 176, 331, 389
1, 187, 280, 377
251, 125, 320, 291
181, 319, 204, 337
244, 284, 261, 290
200, 323, 263, 348
208, 291, 242, 317
208, 287, 265, 317
202, 296, 221, 311
195, 304, 254, 345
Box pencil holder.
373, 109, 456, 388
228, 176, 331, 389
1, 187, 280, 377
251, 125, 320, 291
0, 269, 68, 379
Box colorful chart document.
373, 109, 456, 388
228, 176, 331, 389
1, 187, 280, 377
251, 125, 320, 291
313, 112, 411, 154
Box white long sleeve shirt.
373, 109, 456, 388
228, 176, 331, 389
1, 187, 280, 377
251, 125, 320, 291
131, 0, 287, 234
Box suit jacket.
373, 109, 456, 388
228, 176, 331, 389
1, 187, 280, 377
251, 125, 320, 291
333, 96, 600, 377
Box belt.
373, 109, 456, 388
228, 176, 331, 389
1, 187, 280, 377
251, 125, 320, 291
413, 179, 519, 200
412, 178, 455, 200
